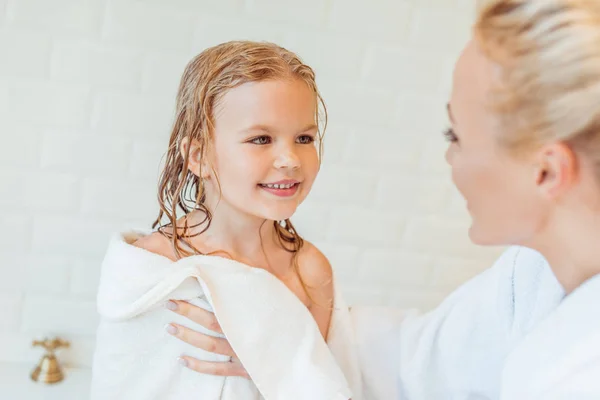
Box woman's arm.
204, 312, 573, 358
354, 246, 563, 399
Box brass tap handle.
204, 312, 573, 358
32, 338, 70, 353
31, 337, 70, 384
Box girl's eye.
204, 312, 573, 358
297, 135, 315, 144
250, 136, 271, 145
443, 127, 458, 143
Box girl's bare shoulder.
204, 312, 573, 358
297, 241, 334, 289
131, 231, 178, 261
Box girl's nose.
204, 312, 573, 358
273, 151, 301, 170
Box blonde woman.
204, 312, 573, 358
167, 0, 600, 398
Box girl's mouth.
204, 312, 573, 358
258, 182, 300, 197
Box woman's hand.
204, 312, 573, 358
165, 300, 250, 378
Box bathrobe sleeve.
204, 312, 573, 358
351, 246, 564, 400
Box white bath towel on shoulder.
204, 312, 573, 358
90, 231, 362, 400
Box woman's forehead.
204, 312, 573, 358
451, 41, 502, 116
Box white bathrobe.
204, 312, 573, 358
352, 246, 565, 400
90, 231, 362, 400
500, 274, 600, 400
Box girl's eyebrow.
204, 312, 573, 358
299, 124, 318, 133
239, 124, 274, 135
240, 123, 318, 134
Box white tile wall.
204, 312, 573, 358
0, 0, 504, 368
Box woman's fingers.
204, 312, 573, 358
166, 323, 235, 357
178, 356, 250, 379
166, 299, 249, 378
167, 300, 222, 333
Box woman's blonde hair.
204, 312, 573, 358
152, 41, 327, 294
474, 0, 600, 173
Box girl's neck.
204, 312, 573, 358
183, 206, 279, 263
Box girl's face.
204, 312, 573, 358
445, 40, 550, 246
203, 78, 320, 222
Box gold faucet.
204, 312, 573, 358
31, 337, 70, 384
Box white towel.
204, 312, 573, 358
90, 231, 362, 400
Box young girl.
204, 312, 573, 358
134, 39, 332, 339
90, 41, 361, 400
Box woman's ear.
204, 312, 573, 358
180, 137, 210, 179
534, 142, 578, 199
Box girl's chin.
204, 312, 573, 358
259, 204, 300, 222
264, 210, 297, 222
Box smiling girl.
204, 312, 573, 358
134, 41, 333, 334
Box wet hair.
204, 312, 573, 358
152, 40, 327, 298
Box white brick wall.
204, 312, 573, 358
0, 0, 504, 368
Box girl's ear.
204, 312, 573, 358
180, 137, 208, 178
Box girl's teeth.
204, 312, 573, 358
264, 183, 295, 189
